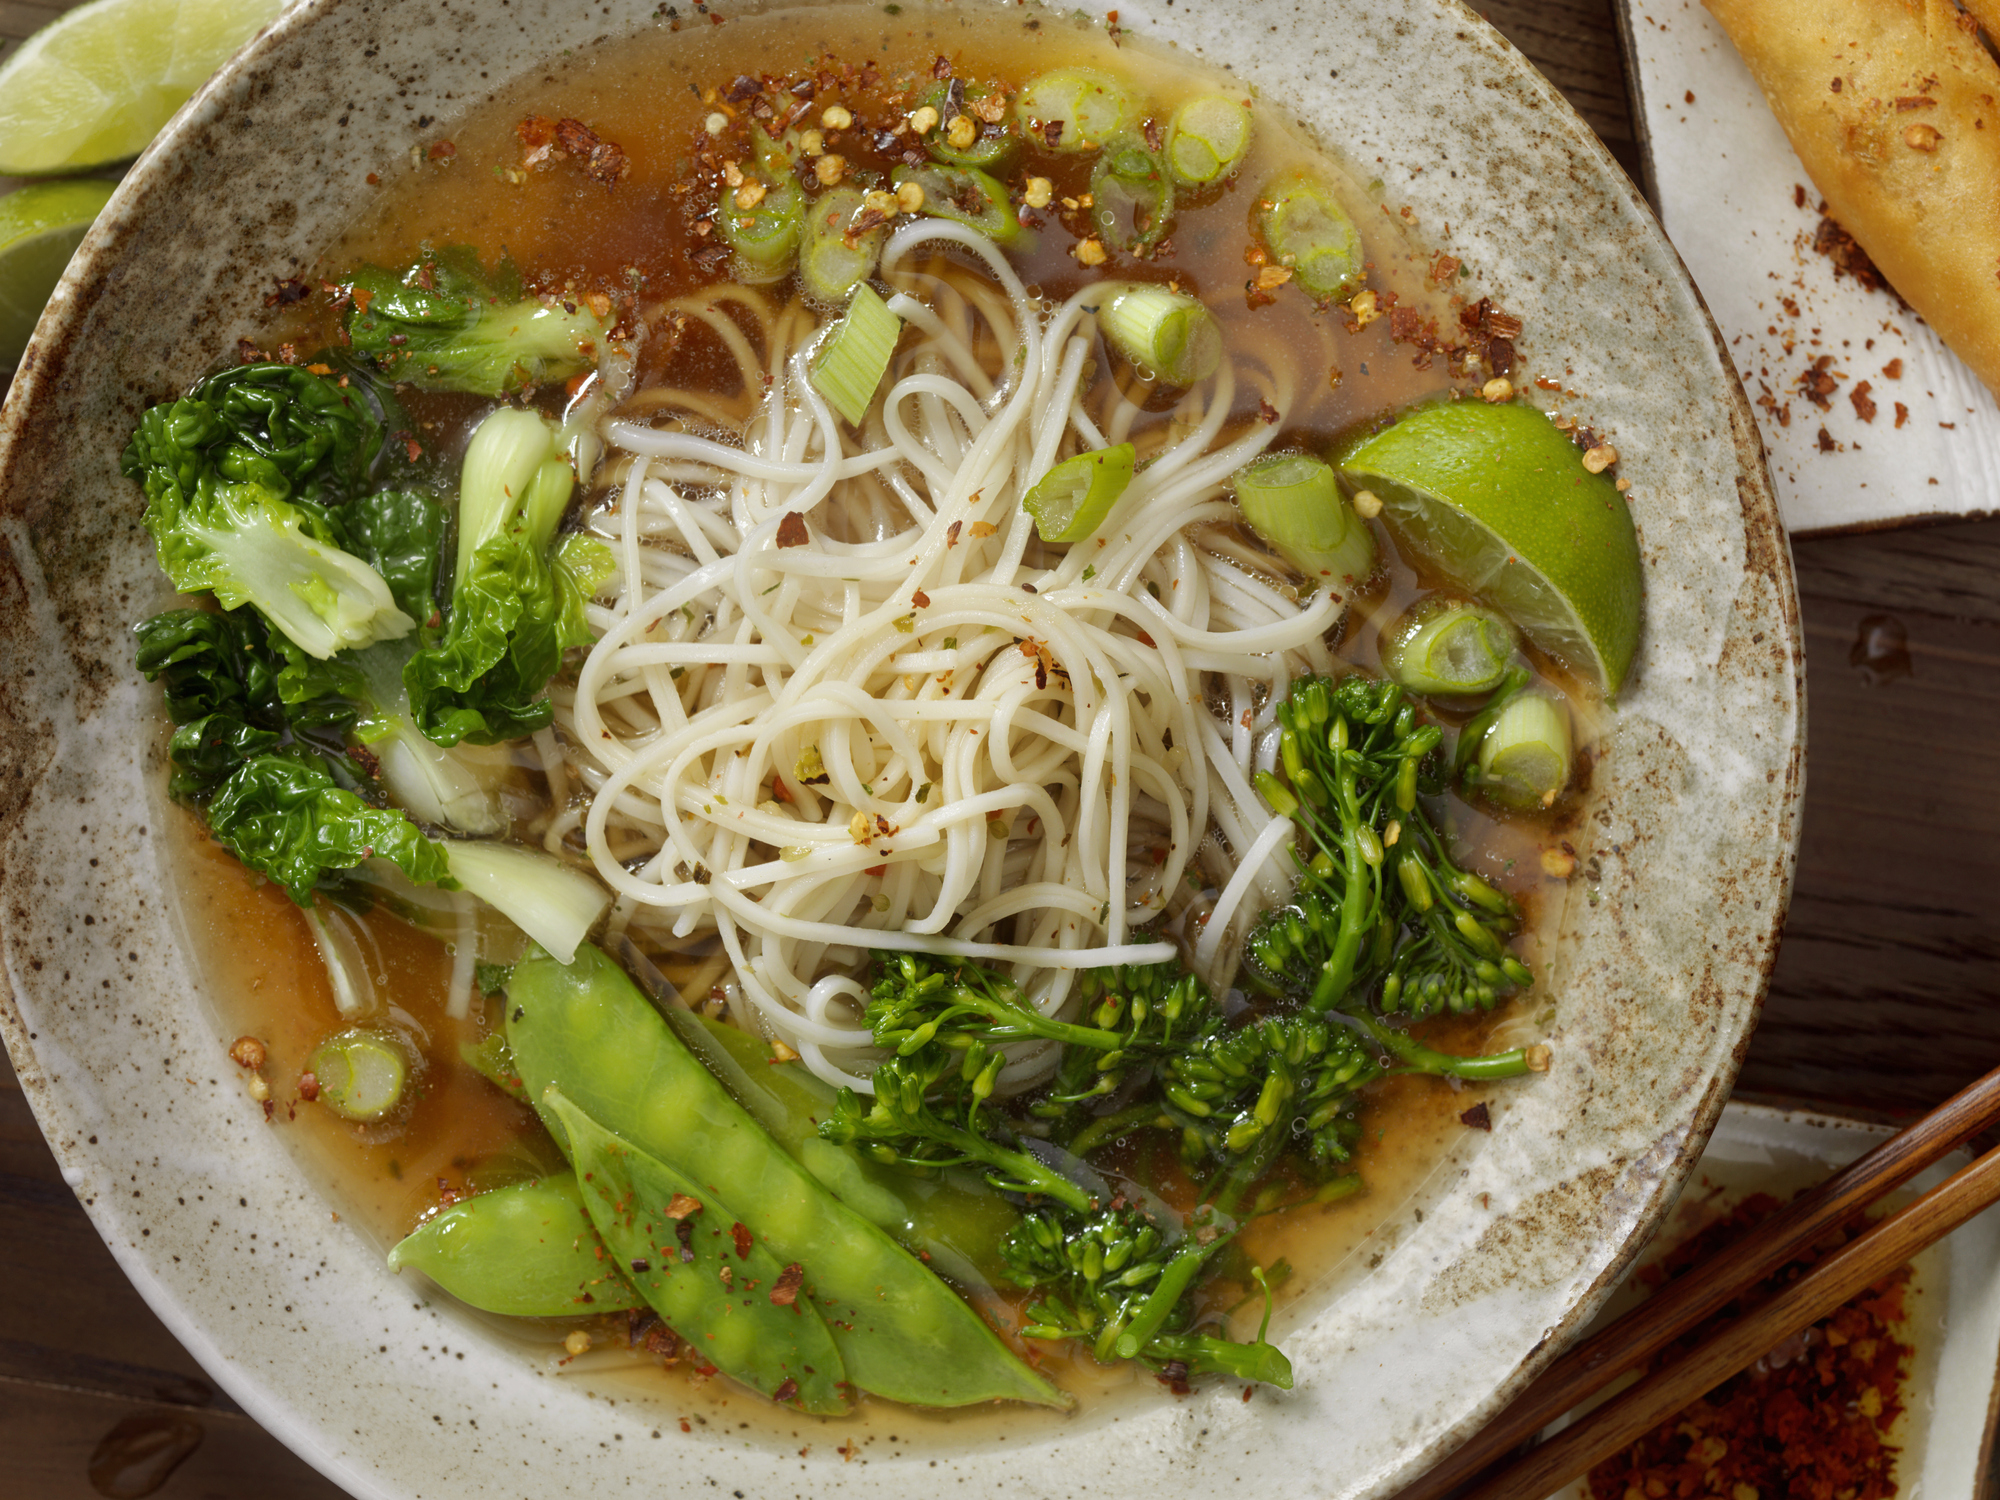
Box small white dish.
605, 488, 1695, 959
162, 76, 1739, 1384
1617, 0, 2000, 537
1548, 1100, 2000, 1500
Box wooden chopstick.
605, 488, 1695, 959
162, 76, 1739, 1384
1395, 1060, 2000, 1500
1462, 1139, 2000, 1500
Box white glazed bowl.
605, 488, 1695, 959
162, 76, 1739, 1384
0, 1, 1802, 1496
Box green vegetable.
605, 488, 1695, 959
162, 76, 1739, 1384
1003, 1204, 1291, 1386
332, 486, 446, 625
134, 607, 361, 800
308, 1027, 411, 1120
403, 407, 608, 746
1099, 282, 1221, 387
1089, 135, 1174, 252
663, 1007, 1020, 1288
1379, 597, 1519, 697
891, 162, 1025, 247
717, 129, 804, 284
915, 81, 1021, 170
1165, 95, 1252, 187
459, 1032, 527, 1102
205, 750, 454, 905
1233, 453, 1377, 586
441, 840, 608, 965
387, 1173, 644, 1315
1013, 68, 1141, 152
1253, 170, 1364, 302
1474, 691, 1572, 810
1022, 444, 1135, 543
122, 362, 415, 659
1243, 674, 1536, 1019
810, 283, 902, 427
549, 1090, 851, 1413
505, 943, 1066, 1408
799, 186, 886, 305
345, 246, 607, 396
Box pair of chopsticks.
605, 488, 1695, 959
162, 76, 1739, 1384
1394, 1063, 2000, 1500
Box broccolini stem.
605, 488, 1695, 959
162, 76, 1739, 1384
1355, 1015, 1530, 1081
1064, 1101, 1172, 1159
1146, 1331, 1295, 1388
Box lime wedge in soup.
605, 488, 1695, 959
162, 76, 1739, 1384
0, 0, 286, 176
1339, 400, 1643, 696
0, 179, 117, 363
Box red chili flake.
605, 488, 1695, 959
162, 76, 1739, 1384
263, 277, 312, 308
731, 1222, 754, 1259
771, 1262, 807, 1306
1894, 401, 1910, 428
436, 1177, 464, 1207
664, 1192, 703, 1219
1850, 379, 1877, 423
770, 778, 793, 804
1793, 182, 1808, 209
427, 139, 456, 161
1459, 1101, 1492, 1130
775, 511, 810, 548
1041, 118, 1065, 148
298, 1072, 320, 1102
1812, 217, 1892, 295
350, 286, 374, 315
1428, 251, 1460, 285
863, 864, 887, 877
946, 520, 962, 547
674, 1219, 697, 1262
555, 117, 600, 156
405, 437, 423, 463
773, 1377, 801, 1403
1587, 1193, 1914, 1500
365, 171, 381, 185
1257, 398, 1279, 424
1798, 353, 1842, 409
1133, 629, 1156, 648
1831, 76, 1843, 91
1882, 357, 1904, 379
236, 338, 267, 365
1156, 1359, 1191, 1395
586, 140, 630, 185
911, 588, 930, 608
1818, 425, 1838, 452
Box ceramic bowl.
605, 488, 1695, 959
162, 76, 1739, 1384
0, 0, 1802, 1495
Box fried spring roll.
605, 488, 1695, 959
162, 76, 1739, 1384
1706, 0, 2000, 399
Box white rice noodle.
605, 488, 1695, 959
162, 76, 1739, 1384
550, 224, 1351, 1089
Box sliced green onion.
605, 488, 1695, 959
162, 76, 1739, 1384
811, 284, 902, 426
1099, 282, 1221, 388
717, 128, 803, 284
916, 82, 1020, 170
441, 840, 610, 965
1090, 135, 1175, 252
891, 163, 1024, 247
308, 1028, 410, 1121
1013, 68, 1141, 152
1380, 597, 1520, 697
1475, 692, 1572, 810
800, 186, 885, 305
1254, 170, 1364, 301
1234, 453, 1377, 585
1022, 444, 1136, 543
1166, 95, 1253, 187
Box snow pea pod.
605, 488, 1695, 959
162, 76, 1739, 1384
547, 1090, 848, 1415
386, 1172, 642, 1316
665, 1007, 1021, 1289
507, 943, 1068, 1409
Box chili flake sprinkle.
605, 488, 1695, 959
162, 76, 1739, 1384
1587, 1193, 1913, 1500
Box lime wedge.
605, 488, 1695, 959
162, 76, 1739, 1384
1340, 401, 1643, 696
0, 0, 286, 176
0, 179, 117, 362
1023, 443, 1135, 543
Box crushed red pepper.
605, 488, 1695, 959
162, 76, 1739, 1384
1587, 1192, 1913, 1500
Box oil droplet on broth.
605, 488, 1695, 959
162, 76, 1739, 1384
87, 1413, 204, 1499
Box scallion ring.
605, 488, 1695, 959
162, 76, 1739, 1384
1233, 452, 1377, 585
1022, 444, 1137, 543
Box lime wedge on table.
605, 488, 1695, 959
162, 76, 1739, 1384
0, 179, 116, 362
0, 0, 285, 176
1340, 401, 1644, 696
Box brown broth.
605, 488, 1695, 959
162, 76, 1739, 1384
167, 0, 1592, 1442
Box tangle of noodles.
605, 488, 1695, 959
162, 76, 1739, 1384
544, 221, 1349, 1090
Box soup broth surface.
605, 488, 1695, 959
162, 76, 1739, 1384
165, 0, 1589, 1446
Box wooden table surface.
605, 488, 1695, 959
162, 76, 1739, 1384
7, 1, 2000, 1496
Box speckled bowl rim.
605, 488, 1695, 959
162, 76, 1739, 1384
0, 1, 1802, 1496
